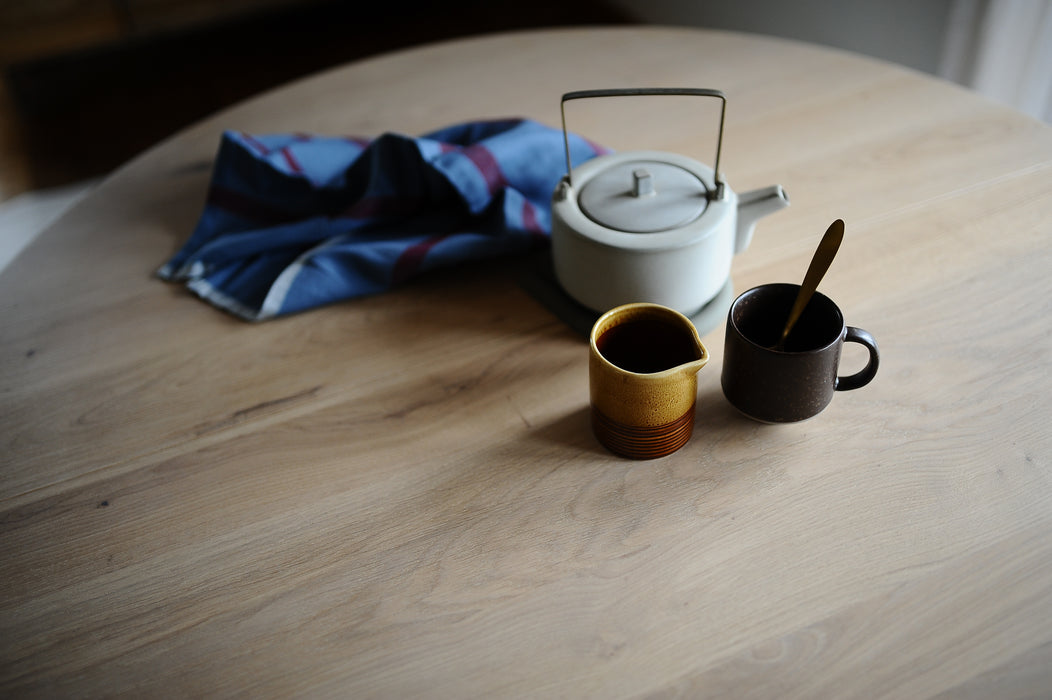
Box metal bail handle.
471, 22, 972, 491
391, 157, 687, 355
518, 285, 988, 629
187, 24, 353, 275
560, 87, 728, 200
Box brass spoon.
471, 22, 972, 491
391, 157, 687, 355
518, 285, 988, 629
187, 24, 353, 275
774, 219, 845, 350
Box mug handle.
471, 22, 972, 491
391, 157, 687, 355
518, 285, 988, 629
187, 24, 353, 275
836, 327, 880, 391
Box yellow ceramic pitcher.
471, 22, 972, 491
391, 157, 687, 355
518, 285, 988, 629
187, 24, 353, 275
589, 303, 709, 459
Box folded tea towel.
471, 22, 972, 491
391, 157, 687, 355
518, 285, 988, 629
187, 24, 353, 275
158, 119, 606, 320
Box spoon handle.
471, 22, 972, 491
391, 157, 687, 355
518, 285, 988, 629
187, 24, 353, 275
776, 219, 845, 349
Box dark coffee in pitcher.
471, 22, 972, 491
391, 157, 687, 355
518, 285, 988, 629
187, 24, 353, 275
596, 318, 700, 374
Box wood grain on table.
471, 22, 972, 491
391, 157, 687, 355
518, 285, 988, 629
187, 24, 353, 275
2, 27, 1051, 698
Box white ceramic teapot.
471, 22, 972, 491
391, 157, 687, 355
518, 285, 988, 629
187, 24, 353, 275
551, 88, 789, 316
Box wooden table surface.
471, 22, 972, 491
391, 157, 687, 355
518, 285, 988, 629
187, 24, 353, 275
3, 26, 1051, 698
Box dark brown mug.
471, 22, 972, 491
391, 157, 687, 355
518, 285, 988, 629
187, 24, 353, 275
721, 283, 879, 423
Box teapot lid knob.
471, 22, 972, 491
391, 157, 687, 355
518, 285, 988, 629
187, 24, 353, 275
632, 169, 655, 198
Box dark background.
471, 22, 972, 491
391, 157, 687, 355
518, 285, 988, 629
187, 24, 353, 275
1, 0, 634, 195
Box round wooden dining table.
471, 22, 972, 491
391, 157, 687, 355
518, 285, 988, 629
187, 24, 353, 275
3, 26, 1051, 698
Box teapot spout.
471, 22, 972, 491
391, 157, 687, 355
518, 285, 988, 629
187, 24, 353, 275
735, 185, 789, 254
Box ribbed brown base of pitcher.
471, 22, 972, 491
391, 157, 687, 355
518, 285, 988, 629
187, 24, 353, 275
591, 404, 695, 459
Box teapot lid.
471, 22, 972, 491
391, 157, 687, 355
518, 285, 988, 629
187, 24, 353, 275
578, 159, 710, 233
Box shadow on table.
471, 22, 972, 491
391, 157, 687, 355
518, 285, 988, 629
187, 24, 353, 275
694, 383, 759, 431
531, 405, 601, 455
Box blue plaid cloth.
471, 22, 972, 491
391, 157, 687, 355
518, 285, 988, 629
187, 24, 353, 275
158, 119, 605, 320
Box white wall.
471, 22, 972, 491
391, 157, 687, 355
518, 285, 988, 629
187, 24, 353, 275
606, 0, 954, 74
607, 0, 1052, 122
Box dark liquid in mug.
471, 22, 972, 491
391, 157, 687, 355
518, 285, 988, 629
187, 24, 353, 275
597, 318, 698, 373
736, 294, 842, 352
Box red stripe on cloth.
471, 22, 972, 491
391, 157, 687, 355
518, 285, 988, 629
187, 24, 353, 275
461, 144, 508, 194
521, 199, 543, 234
240, 132, 270, 155
583, 137, 612, 156
281, 147, 303, 174
391, 234, 449, 285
